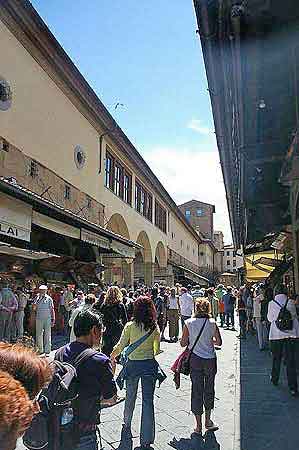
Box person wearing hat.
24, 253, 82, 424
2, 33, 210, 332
33, 285, 55, 356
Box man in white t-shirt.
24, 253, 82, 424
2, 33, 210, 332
179, 287, 194, 329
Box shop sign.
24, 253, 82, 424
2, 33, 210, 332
81, 229, 110, 249
0, 220, 30, 242
0, 193, 32, 242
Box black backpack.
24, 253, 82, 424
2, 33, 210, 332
23, 348, 97, 450
274, 299, 293, 332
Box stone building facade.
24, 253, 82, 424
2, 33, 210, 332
179, 200, 215, 239
0, 0, 204, 287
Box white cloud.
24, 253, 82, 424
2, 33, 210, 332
143, 146, 232, 244
187, 118, 213, 135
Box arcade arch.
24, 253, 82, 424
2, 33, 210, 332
104, 213, 132, 286
134, 231, 153, 286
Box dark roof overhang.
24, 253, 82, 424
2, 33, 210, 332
193, 0, 299, 247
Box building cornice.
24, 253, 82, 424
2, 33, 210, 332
0, 0, 201, 244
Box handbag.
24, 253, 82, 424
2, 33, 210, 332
179, 318, 208, 376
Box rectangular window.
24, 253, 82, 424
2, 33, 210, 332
64, 185, 71, 200
29, 160, 38, 178
135, 180, 152, 221
86, 196, 92, 208
197, 208, 204, 216
105, 152, 113, 189
141, 189, 146, 215
147, 193, 153, 222
0, 138, 9, 152
227, 260, 231, 265
123, 173, 132, 204
155, 200, 167, 233
233, 259, 236, 267
105, 147, 132, 204
233, 250, 236, 257
226, 251, 230, 256
114, 163, 122, 197
185, 210, 191, 217
135, 183, 140, 211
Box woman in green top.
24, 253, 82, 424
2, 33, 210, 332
111, 296, 160, 450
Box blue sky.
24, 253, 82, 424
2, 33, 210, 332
31, 0, 231, 242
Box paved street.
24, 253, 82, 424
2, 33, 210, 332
17, 327, 299, 450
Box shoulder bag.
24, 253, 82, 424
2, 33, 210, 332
179, 318, 208, 376
116, 328, 154, 389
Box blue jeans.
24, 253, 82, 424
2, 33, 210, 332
124, 360, 157, 445
75, 432, 98, 450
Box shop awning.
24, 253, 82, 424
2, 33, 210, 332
110, 239, 136, 259
245, 250, 284, 282
33, 211, 80, 240
0, 242, 59, 260
0, 178, 140, 254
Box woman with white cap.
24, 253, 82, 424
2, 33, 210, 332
33, 285, 55, 356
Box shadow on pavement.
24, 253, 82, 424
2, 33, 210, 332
240, 335, 299, 449
116, 437, 133, 450
169, 431, 220, 449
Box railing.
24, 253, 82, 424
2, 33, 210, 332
168, 248, 201, 274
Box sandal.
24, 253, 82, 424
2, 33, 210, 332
205, 421, 219, 432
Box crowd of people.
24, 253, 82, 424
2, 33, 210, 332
0, 279, 299, 450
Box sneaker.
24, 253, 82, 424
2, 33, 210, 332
290, 390, 298, 397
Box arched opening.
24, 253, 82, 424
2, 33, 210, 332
106, 213, 130, 239
154, 241, 168, 284
104, 214, 131, 286
134, 231, 153, 286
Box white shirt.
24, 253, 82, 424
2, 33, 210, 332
267, 294, 299, 340
169, 295, 178, 310
179, 292, 194, 317
69, 303, 89, 342
253, 293, 263, 318
186, 317, 216, 359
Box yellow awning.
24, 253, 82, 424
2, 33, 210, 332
245, 250, 284, 282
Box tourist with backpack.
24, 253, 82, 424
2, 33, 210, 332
267, 284, 299, 396
23, 309, 117, 450
54, 309, 117, 449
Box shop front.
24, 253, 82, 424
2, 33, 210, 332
0, 178, 138, 289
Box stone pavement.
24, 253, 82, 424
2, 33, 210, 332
17, 327, 299, 450
237, 334, 299, 450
